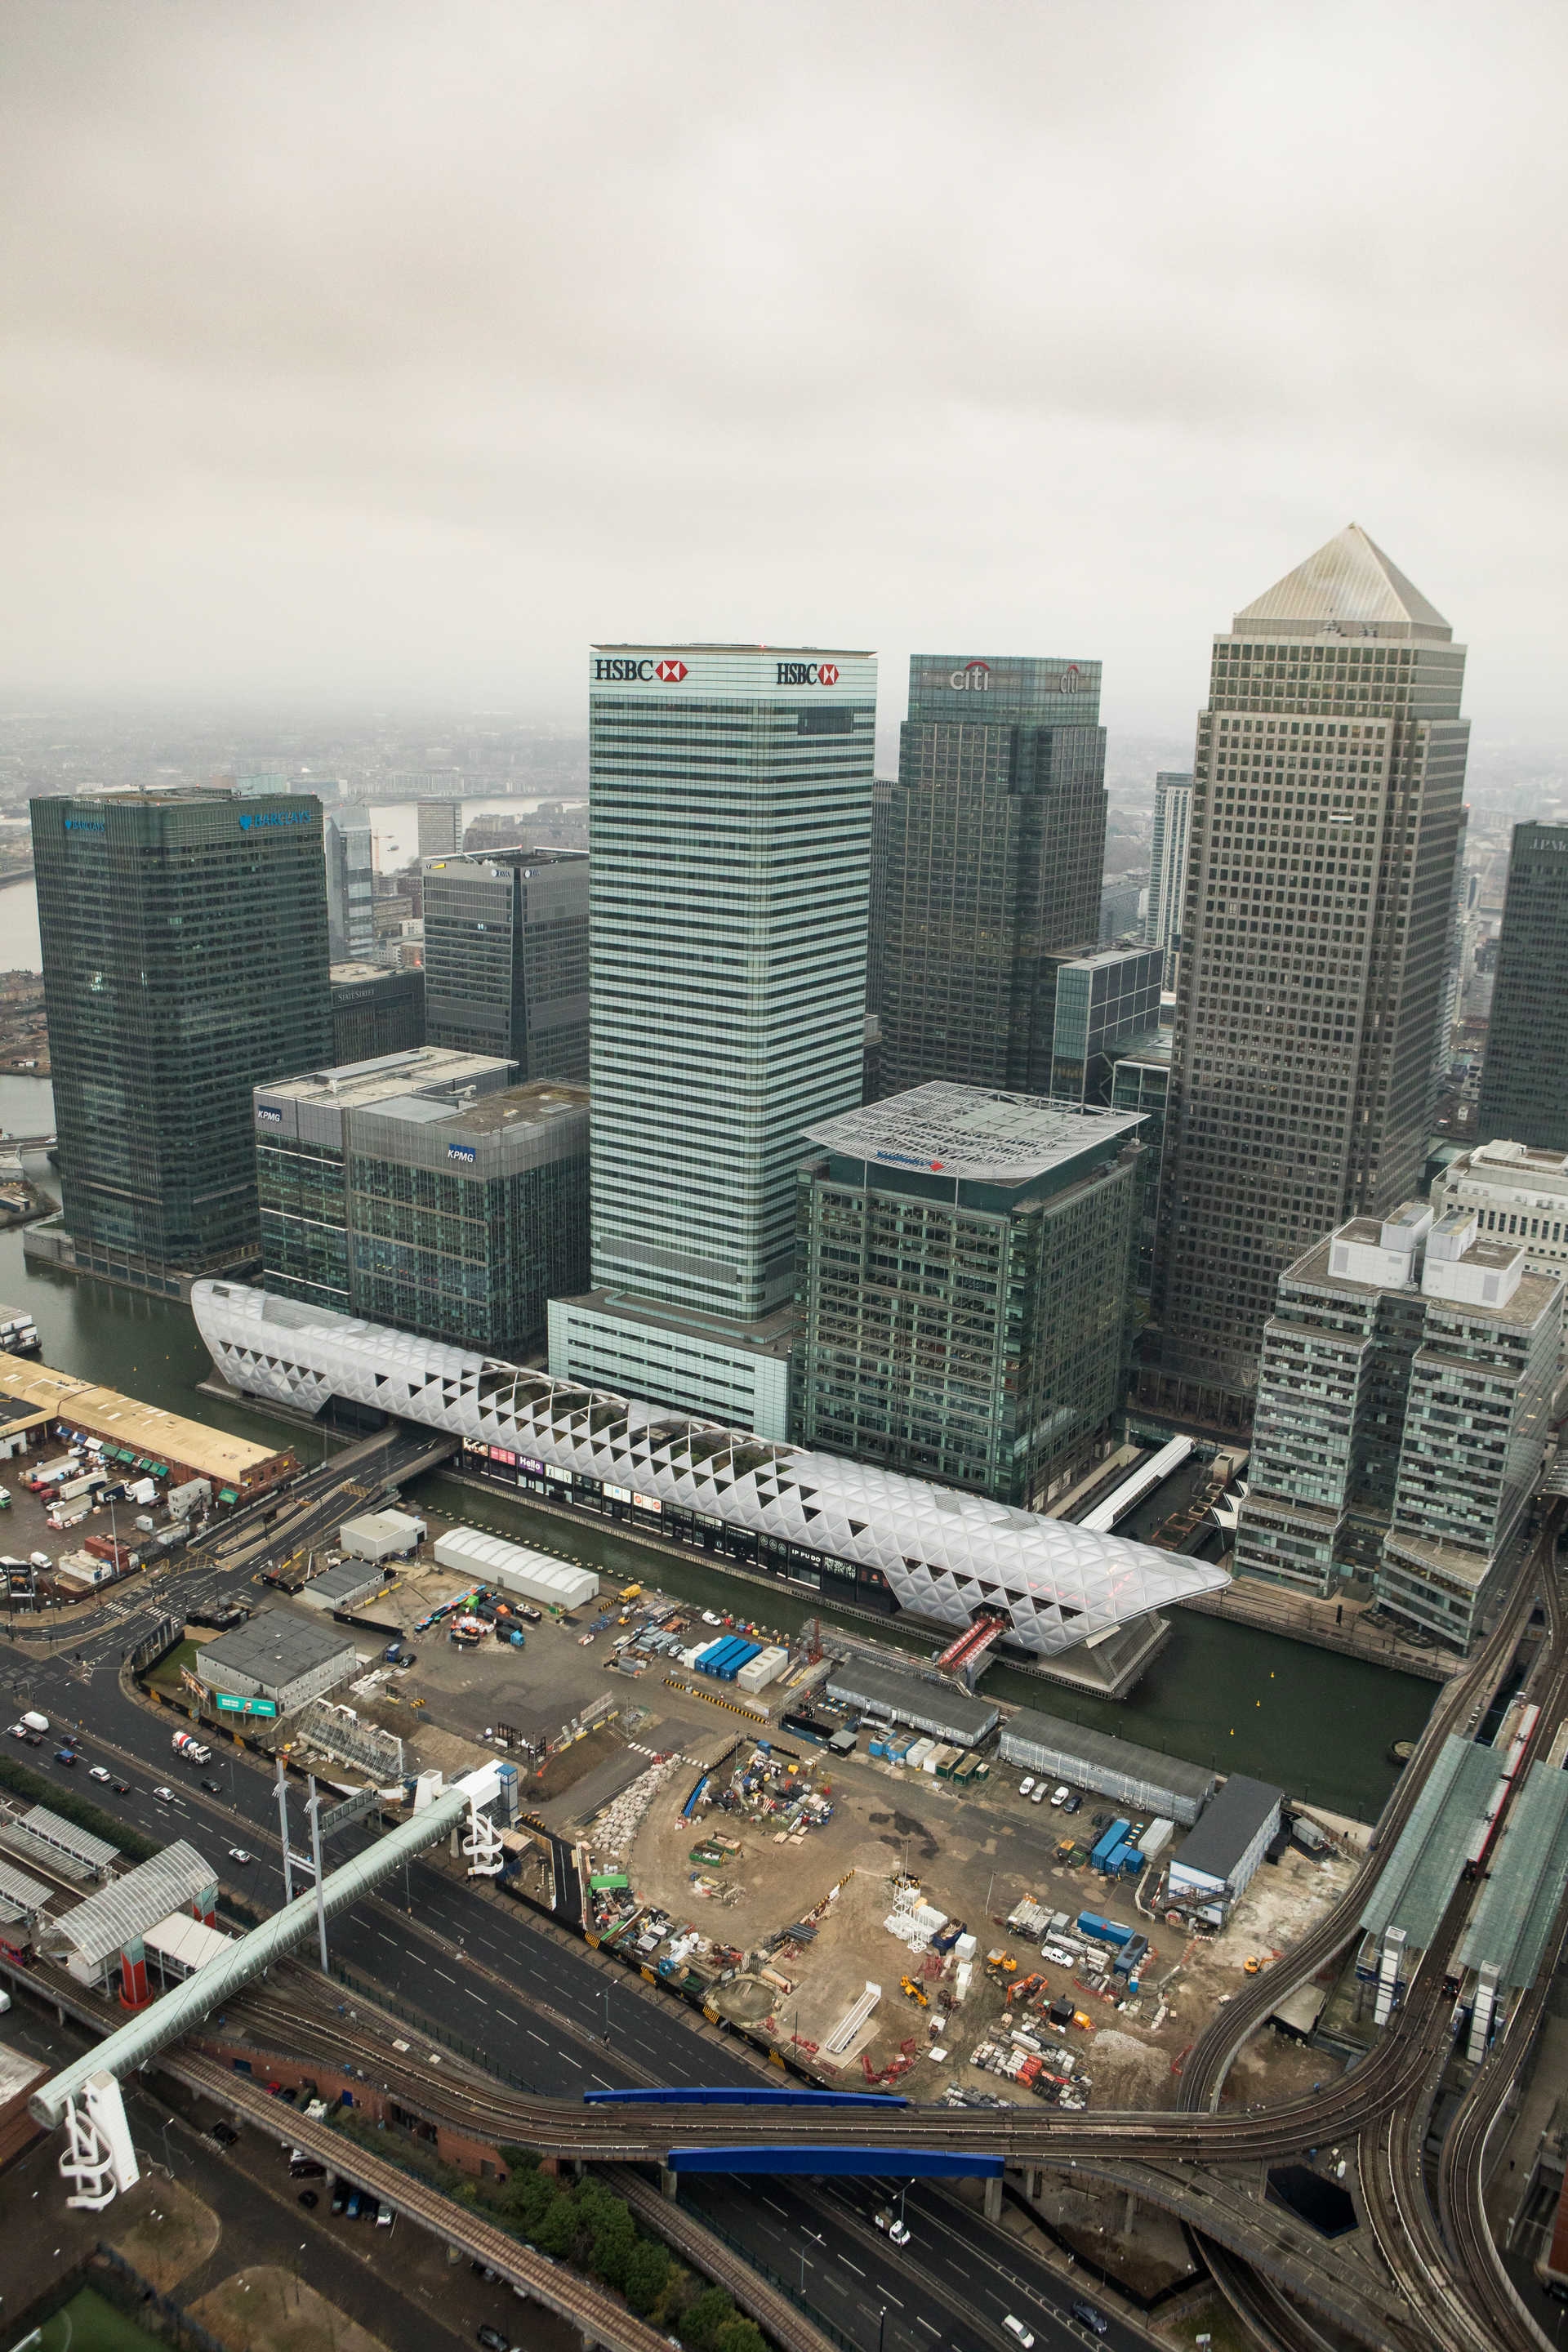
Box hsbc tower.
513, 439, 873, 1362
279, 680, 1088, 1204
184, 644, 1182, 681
550, 644, 875, 1438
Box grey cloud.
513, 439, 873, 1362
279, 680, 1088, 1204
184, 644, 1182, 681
0, 0, 1563, 737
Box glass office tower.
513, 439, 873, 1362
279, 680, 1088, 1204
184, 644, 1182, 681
880, 655, 1106, 1097
550, 644, 874, 1438
795, 1085, 1143, 1508
422, 846, 589, 1079
1143, 771, 1193, 979
1149, 526, 1469, 1421
30, 786, 333, 1298
1476, 822, 1568, 1153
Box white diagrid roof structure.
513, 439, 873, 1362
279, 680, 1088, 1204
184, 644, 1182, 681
192, 1284, 1228, 1659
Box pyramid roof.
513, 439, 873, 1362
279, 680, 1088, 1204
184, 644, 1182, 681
1234, 524, 1451, 639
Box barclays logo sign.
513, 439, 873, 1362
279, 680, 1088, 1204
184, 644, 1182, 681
238, 808, 312, 831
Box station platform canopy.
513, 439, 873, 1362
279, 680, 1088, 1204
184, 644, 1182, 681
0, 1803, 118, 1884
1360, 1735, 1503, 1951
1458, 1762, 1568, 1990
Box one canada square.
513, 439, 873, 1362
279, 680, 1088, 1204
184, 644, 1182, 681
1149, 526, 1468, 1417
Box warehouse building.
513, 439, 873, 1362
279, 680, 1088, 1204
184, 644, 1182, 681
299, 1557, 388, 1614
433, 1526, 599, 1610
999, 1709, 1217, 1826
338, 1508, 425, 1564
1167, 1775, 1283, 1911
0, 1359, 293, 1500
823, 1658, 999, 1749
196, 1609, 358, 1717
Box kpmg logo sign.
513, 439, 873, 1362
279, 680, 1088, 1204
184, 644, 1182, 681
256, 1104, 284, 1126
238, 808, 312, 831
776, 661, 839, 686
448, 1144, 477, 1166
594, 657, 688, 683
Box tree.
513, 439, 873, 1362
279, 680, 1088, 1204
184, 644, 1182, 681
622, 2241, 672, 2317
590, 2203, 638, 2292
679, 2286, 737, 2352
715, 2321, 768, 2352
537, 2188, 582, 2261
504, 2166, 559, 2235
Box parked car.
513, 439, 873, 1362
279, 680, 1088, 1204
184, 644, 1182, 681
1030, 1783, 1047, 1803
331, 2185, 347, 2214
1062, 1793, 1082, 1815
88, 1765, 111, 1783
375, 2203, 394, 2229
1071, 2304, 1108, 2337
209, 2122, 239, 2147
1018, 1777, 1036, 1798
478, 2330, 510, 2352
297, 2189, 318, 2209
1050, 1784, 1071, 1808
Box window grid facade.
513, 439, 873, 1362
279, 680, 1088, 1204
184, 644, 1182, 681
1152, 528, 1469, 1401
880, 657, 1107, 1098
33, 789, 332, 1294
422, 849, 589, 1080
587, 648, 874, 1325
1476, 822, 1568, 1154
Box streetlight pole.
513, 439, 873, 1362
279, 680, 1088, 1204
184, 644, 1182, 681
602, 1983, 610, 2045
878, 2305, 888, 2352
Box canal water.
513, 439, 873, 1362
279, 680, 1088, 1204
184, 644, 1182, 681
0, 1067, 1437, 1822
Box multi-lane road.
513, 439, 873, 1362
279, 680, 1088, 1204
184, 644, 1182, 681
2, 1639, 1142, 2352
8, 1510, 1568, 2352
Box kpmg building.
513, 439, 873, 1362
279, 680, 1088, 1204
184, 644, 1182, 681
29, 787, 332, 1298
550, 645, 875, 1438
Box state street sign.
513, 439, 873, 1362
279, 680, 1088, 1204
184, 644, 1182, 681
213, 1691, 278, 1718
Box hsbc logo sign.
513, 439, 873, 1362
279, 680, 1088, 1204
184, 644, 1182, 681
776, 662, 840, 686
594, 657, 688, 683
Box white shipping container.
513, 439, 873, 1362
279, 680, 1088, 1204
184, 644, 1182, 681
1140, 1817, 1174, 1863
903, 1739, 935, 1771
433, 1526, 599, 1610
737, 1645, 789, 1693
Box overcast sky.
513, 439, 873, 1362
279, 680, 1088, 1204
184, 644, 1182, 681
2, 2, 1564, 749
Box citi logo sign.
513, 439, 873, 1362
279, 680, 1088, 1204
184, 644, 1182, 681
776, 662, 839, 686
947, 659, 991, 691
594, 657, 688, 683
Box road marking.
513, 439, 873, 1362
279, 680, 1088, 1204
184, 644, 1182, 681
559, 2052, 581, 2069
528, 2031, 547, 2044
839, 2257, 864, 2278
432, 1969, 457, 1984
764, 2198, 788, 2219
469, 1995, 488, 2007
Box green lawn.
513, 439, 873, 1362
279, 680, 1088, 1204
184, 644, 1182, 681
36, 2286, 170, 2352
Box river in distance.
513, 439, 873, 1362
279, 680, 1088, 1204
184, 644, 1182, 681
0, 1058, 1436, 1823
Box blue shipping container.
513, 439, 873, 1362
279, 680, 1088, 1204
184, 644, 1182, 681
1090, 1819, 1131, 1869
1076, 1911, 1134, 1949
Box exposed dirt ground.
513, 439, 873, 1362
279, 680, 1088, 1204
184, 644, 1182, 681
188, 2266, 390, 2352
621, 1741, 1359, 2109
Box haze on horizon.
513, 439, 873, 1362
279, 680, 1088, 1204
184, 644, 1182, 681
1, 1, 1564, 749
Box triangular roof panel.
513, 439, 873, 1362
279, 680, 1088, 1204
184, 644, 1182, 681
1234, 523, 1450, 639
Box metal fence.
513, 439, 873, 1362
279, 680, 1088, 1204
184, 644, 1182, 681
93, 2243, 235, 2352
